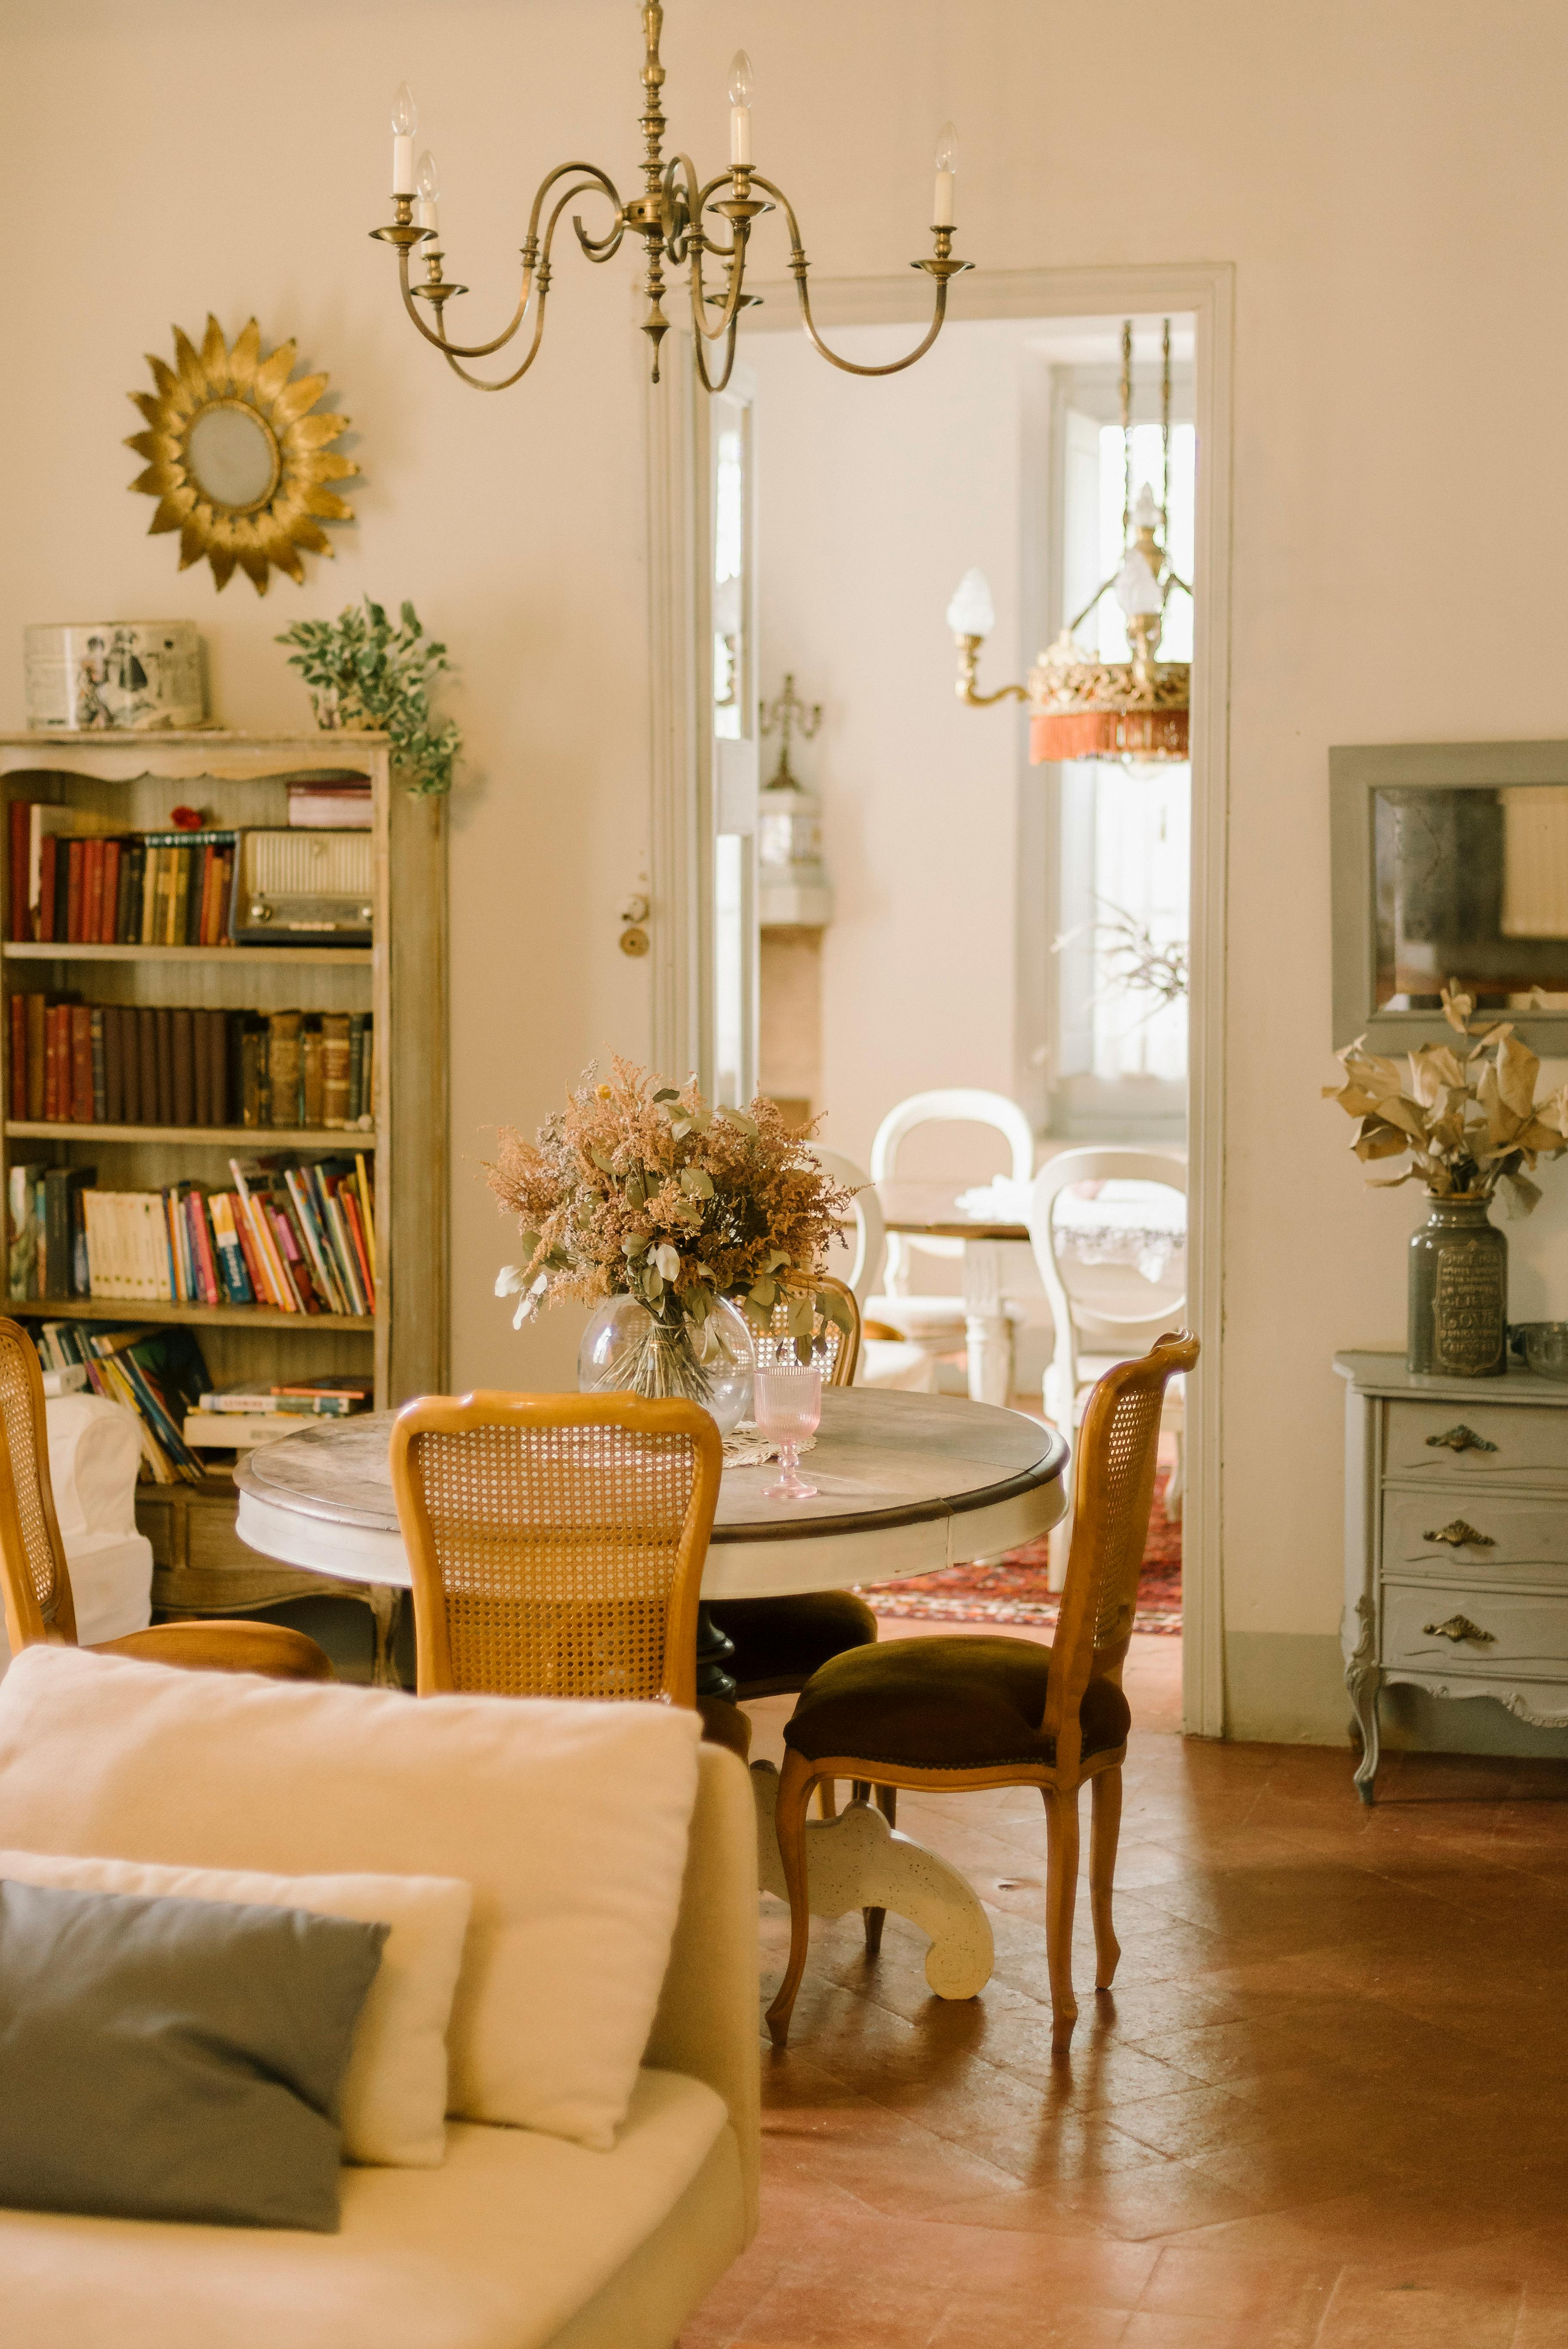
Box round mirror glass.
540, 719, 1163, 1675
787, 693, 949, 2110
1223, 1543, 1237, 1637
185, 402, 280, 513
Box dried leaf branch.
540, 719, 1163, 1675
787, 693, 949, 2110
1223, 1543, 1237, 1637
1324, 979, 1568, 1215
487, 1059, 853, 1354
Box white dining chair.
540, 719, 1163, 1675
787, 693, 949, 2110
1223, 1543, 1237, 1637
867, 1090, 1037, 1380
1026, 1147, 1187, 1582
811, 1147, 937, 1394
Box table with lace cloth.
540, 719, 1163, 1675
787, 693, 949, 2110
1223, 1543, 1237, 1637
877, 1175, 1187, 1404
235, 1390, 1068, 2004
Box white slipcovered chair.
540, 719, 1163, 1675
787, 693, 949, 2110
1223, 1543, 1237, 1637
867, 1090, 1037, 1386
1026, 1147, 1187, 1581
0, 1393, 152, 1677
811, 1146, 935, 1393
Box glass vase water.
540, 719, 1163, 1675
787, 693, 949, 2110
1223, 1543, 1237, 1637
576, 1293, 754, 1435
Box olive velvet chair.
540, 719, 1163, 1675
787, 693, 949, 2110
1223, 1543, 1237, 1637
0, 1317, 334, 1683
764, 1330, 1199, 2050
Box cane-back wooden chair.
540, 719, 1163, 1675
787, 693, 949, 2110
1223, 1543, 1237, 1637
765, 1330, 1199, 2050
0, 1318, 333, 1682
707, 1278, 880, 1706
389, 1389, 724, 1724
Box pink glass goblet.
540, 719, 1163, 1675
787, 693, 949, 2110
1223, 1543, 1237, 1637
755, 1365, 822, 1500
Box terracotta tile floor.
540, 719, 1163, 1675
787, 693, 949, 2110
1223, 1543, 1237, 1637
684, 1630, 1568, 2348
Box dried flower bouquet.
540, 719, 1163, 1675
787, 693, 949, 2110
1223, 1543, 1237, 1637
488, 1061, 854, 1408
1324, 981, 1568, 1213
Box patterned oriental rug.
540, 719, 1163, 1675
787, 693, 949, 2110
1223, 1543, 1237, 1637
866, 1478, 1182, 1636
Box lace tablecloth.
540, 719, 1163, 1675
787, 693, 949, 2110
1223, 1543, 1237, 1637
720, 1426, 818, 1469
954, 1176, 1186, 1285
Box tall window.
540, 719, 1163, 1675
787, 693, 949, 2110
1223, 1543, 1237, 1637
1046, 377, 1193, 1137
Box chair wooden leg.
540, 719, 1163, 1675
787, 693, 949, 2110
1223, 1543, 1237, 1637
765, 1747, 818, 2049
861, 1784, 898, 1955
1090, 1766, 1123, 1990
817, 1778, 838, 1820
1043, 1783, 1081, 2047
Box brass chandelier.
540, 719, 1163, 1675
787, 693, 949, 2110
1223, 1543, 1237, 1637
949, 320, 1191, 764
371, 4, 971, 393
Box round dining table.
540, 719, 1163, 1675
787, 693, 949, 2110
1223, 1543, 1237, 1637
235, 1389, 1069, 2002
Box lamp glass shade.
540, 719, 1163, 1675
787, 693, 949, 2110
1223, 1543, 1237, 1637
946, 567, 995, 638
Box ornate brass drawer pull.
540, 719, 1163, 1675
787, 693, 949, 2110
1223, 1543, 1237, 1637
1425, 1424, 1498, 1454
1423, 1519, 1496, 1548
1422, 1614, 1497, 1645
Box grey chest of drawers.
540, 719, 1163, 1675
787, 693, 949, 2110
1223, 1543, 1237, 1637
1336, 1350, 1568, 1802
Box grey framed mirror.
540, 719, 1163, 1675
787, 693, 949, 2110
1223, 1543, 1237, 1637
1331, 740, 1568, 1054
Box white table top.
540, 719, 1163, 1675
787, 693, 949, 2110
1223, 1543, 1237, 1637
235, 1389, 1069, 1600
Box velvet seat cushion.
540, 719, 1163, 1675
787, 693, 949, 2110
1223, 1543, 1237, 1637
782, 1634, 1130, 1771
707, 1592, 879, 1699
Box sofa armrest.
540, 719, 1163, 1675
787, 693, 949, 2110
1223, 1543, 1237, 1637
642, 1742, 760, 2236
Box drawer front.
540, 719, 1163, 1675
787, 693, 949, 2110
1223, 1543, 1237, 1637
1383, 1582, 1568, 1678
1383, 1399, 1568, 1483
1382, 1489, 1568, 1581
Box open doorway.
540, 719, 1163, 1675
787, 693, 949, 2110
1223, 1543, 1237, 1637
647, 267, 1232, 1734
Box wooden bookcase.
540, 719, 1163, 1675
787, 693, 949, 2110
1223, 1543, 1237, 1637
0, 731, 448, 1667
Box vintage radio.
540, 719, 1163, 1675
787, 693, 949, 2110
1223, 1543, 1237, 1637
233, 829, 374, 945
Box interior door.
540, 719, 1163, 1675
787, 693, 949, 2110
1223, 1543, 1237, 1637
706, 372, 759, 1107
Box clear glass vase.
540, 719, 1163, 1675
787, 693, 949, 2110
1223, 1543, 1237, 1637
577, 1293, 754, 1435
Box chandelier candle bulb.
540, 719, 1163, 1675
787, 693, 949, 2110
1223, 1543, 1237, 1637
414, 152, 439, 235
391, 83, 417, 194
933, 122, 958, 228
728, 51, 754, 167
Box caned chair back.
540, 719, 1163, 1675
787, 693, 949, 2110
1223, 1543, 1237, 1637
1042, 1333, 1198, 1760
389, 1391, 722, 1708
753, 1276, 861, 1386
809, 1149, 886, 1307
0, 1317, 77, 1653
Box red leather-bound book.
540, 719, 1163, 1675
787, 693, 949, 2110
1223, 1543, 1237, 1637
9, 992, 26, 1120
99, 842, 121, 944
37, 837, 56, 944
65, 841, 84, 945
43, 1005, 65, 1123
70, 1004, 95, 1124
82, 841, 105, 947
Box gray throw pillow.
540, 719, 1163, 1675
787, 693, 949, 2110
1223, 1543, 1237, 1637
0, 1876, 388, 2232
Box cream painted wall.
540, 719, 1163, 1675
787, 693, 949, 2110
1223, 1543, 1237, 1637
8, 0, 1568, 1738
748, 317, 1031, 1181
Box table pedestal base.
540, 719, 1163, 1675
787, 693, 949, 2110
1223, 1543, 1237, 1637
750, 1759, 994, 2000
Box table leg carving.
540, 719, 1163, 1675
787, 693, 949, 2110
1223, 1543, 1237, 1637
694, 1603, 738, 1703
1345, 1593, 1381, 1805
365, 1585, 401, 1688
962, 1238, 1014, 1405
751, 1761, 994, 2001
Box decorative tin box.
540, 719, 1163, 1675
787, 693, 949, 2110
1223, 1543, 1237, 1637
25, 621, 205, 732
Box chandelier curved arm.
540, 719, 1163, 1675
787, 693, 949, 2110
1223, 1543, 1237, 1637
746, 176, 958, 378
398, 164, 623, 362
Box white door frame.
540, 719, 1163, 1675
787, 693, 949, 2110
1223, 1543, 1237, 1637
645, 261, 1234, 1738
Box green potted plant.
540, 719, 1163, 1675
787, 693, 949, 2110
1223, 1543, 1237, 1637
276, 597, 460, 798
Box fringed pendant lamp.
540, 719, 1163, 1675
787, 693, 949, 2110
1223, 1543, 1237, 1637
948, 319, 1191, 767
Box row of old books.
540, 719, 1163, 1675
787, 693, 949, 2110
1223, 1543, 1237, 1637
8, 1154, 377, 1318
27, 1319, 208, 1484
185, 1371, 371, 1456
7, 998, 374, 1131
7, 804, 240, 947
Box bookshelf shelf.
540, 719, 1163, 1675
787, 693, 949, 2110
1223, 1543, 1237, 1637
2, 943, 373, 967
6, 1122, 380, 1150
7, 1296, 375, 1331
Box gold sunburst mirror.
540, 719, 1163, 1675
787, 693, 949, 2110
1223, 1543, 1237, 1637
126, 316, 359, 594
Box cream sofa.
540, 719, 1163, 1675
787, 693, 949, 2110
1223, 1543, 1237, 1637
0, 1722, 760, 2349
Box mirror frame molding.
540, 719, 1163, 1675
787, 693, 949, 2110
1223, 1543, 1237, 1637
1330, 738, 1568, 1056
126, 314, 359, 595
